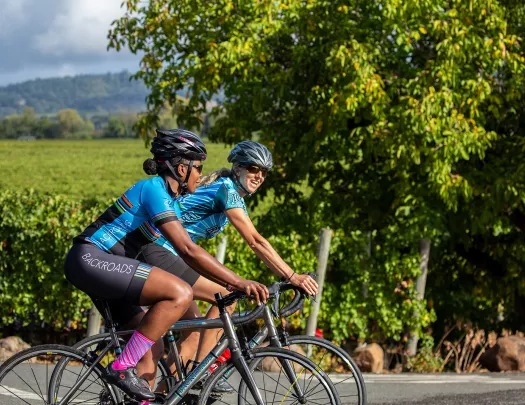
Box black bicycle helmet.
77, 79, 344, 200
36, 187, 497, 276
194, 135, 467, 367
227, 141, 273, 170
149, 128, 207, 196
151, 128, 207, 161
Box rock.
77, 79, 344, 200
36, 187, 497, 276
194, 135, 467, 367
352, 343, 384, 373
0, 347, 12, 362
0, 336, 30, 353
479, 336, 525, 371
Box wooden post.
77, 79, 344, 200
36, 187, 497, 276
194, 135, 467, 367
407, 238, 431, 356
358, 231, 372, 349
306, 228, 333, 337
216, 235, 228, 264
87, 306, 102, 337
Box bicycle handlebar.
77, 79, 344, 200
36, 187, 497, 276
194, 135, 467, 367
171, 273, 316, 330
219, 272, 316, 321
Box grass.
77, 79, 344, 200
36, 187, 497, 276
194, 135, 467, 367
0, 139, 232, 199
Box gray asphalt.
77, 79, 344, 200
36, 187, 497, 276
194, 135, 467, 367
2, 362, 525, 404
372, 390, 524, 405
361, 373, 525, 405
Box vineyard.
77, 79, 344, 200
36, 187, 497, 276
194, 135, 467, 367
0, 139, 232, 199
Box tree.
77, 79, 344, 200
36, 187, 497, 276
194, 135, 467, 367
109, 0, 525, 342
57, 109, 85, 137
57, 109, 94, 138
103, 116, 128, 138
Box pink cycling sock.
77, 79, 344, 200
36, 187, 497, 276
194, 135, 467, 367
112, 331, 155, 370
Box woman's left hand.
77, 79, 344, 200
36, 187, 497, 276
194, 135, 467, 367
289, 273, 319, 296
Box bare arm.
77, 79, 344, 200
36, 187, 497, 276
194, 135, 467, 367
225, 208, 318, 296
157, 220, 268, 302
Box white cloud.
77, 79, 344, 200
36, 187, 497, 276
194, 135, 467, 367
34, 0, 125, 55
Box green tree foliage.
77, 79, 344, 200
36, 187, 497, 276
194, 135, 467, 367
109, 0, 525, 341
57, 109, 94, 138
0, 108, 97, 139
0, 190, 105, 329
104, 116, 130, 138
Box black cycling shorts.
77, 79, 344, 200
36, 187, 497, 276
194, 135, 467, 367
138, 243, 200, 287
64, 242, 150, 325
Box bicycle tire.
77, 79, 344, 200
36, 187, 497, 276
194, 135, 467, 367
0, 343, 118, 405
285, 335, 367, 405
198, 346, 341, 405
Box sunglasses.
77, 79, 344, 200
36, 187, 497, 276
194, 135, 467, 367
184, 163, 203, 174
243, 165, 268, 176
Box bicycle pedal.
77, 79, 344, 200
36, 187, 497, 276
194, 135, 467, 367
209, 392, 224, 399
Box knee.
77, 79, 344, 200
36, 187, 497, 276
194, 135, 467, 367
169, 280, 193, 308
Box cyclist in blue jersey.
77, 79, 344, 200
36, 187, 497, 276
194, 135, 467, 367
137, 141, 318, 390
64, 130, 268, 402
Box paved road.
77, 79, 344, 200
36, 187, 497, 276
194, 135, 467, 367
2, 363, 525, 404
360, 373, 525, 404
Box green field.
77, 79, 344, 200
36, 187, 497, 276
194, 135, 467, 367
0, 139, 233, 199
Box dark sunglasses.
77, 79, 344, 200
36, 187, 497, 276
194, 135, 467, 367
185, 163, 203, 174
243, 164, 268, 176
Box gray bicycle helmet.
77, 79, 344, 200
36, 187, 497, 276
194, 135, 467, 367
227, 141, 273, 170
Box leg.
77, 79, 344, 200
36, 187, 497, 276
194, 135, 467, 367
137, 267, 193, 338
191, 276, 236, 363
109, 268, 193, 397
121, 311, 166, 389
173, 302, 203, 371
65, 245, 192, 401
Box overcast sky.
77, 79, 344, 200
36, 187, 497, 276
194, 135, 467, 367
0, 0, 141, 86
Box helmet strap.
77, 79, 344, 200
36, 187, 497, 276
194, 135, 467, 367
231, 166, 254, 198
165, 159, 194, 196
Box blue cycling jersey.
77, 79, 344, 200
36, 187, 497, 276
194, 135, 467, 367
153, 176, 248, 255
75, 176, 181, 257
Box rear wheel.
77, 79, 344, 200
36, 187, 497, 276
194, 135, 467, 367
71, 332, 175, 392
0, 344, 118, 405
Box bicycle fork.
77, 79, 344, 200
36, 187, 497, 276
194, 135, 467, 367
261, 305, 307, 403
217, 292, 265, 405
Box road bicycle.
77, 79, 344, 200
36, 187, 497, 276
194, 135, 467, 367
0, 286, 341, 405
69, 277, 366, 405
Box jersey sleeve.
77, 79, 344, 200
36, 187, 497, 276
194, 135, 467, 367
140, 178, 179, 226
214, 181, 248, 215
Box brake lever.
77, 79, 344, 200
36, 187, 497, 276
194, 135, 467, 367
270, 289, 281, 318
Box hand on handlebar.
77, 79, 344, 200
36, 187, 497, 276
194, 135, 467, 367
234, 278, 269, 304
289, 273, 318, 296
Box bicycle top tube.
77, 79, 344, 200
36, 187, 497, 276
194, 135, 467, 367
166, 277, 313, 331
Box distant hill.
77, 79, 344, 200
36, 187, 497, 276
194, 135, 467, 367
0, 71, 149, 118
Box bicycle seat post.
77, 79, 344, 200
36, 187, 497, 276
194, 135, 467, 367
100, 300, 122, 351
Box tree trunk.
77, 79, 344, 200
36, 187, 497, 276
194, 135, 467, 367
306, 228, 333, 337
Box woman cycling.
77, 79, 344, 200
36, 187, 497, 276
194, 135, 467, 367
138, 141, 318, 385
64, 130, 268, 402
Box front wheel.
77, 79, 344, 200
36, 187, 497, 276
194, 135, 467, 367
198, 347, 340, 405
285, 335, 367, 405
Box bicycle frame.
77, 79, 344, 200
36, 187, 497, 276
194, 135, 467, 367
57, 293, 266, 405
